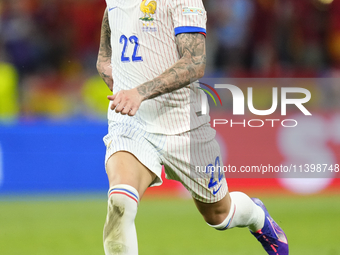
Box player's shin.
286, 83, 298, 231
103, 184, 139, 255
208, 192, 265, 232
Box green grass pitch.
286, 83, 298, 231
0, 195, 339, 255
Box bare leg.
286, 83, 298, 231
106, 151, 156, 197
193, 192, 232, 225
104, 151, 156, 255
194, 191, 265, 232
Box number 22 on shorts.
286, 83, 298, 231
207, 156, 224, 195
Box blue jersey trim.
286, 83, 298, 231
174, 26, 206, 36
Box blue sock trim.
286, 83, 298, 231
109, 188, 139, 200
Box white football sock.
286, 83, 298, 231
209, 191, 265, 232
103, 184, 139, 255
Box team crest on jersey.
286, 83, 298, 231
140, 0, 157, 32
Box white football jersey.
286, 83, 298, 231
105, 0, 210, 134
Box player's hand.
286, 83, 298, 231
107, 88, 143, 116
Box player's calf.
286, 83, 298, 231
207, 192, 265, 232
206, 192, 288, 255
103, 184, 139, 255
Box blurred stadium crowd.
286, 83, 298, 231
0, 0, 340, 121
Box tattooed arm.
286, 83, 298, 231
137, 33, 206, 100
97, 8, 113, 91
108, 33, 206, 116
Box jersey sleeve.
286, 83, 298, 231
169, 0, 207, 36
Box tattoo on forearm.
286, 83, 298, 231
100, 71, 111, 85
97, 8, 113, 90
98, 9, 112, 61
137, 33, 206, 100
101, 72, 110, 79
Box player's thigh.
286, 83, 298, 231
106, 151, 157, 198
162, 123, 228, 203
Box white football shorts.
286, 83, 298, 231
103, 120, 228, 203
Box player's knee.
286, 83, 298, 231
103, 185, 139, 244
